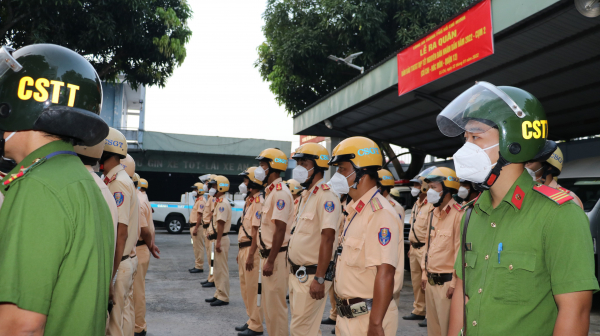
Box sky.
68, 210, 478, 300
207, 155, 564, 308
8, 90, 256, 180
143, 0, 299, 150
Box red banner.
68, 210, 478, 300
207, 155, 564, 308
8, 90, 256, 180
300, 135, 326, 145
397, 0, 494, 96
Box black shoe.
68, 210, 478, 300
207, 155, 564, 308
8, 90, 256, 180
210, 299, 229, 306
205, 297, 217, 303
238, 328, 263, 336
331, 329, 335, 334
134, 331, 147, 336
202, 282, 215, 288
402, 313, 425, 321
189, 268, 204, 273
201, 280, 209, 284
418, 318, 427, 327
235, 323, 248, 332
321, 318, 336, 325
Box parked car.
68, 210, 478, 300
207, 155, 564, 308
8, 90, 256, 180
152, 192, 244, 234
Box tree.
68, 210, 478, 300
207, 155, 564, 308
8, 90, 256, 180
256, 0, 473, 115
1, 0, 192, 88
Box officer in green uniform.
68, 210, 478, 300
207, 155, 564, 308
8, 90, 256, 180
436, 82, 598, 336
0, 44, 113, 335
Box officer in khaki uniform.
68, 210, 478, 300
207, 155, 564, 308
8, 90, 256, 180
205, 176, 232, 306
287, 179, 304, 218
254, 148, 294, 336
327, 137, 403, 336
403, 167, 436, 325
189, 182, 206, 273
418, 167, 463, 336
288, 143, 341, 336
201, 175, 218, 287
236, 167, 264, 336
102, 128, 140, 336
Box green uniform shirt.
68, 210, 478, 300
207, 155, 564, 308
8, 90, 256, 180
455, 170, 598, 336
0, 141, 114, 336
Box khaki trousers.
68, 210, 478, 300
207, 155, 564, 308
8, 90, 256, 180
238, 246, 263, 332
289, 274, 332, 336
425, 281, 452, 336
336, 300, 398, 336
409, 246, 426, 316
206, 233, 214, 283
107, 258, 134, 336
190, 225, 205, 269
260, 252, 289, 336
133, 245, 150, 333
328, 286, 337, 320
123, 255, 138, 336
213, 236, 230, 302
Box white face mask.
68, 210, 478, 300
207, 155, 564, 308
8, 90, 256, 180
191, 191, 198, 197
1, 131, 16, 157
328, 170, 355, 196
239, 183, 248, 194
254, 166, 268, 182
208, 188, 217, 197
526, 166, 543, 181
457, 186, 469, 199
410, 187, 420, 197
453, 142, 499, 183
292, 165, 314, 184
427, 188, 442, 205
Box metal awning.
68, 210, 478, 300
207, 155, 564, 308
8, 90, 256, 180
293, 0, 600, 158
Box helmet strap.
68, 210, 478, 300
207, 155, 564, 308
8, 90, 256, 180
475, 153, 510, 191
433, 184, 449, 208
300, 162, 322, 188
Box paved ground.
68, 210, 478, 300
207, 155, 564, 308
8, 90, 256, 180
144, 230, 600, 336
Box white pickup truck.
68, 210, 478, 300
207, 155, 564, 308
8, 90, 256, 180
151, 192, 245, 234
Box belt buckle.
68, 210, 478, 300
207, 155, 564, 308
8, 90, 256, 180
349, 301, 368, 317
295, 266, 308, 283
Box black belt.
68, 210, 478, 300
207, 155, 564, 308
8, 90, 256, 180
259, 246, 287, 259
208, 232, 228, 240
336, 298, 373, 319
136, 240, 145, 247
202, 224, 209, 229
289, 259, 318, 276
239, 241, 252, 249
427, 272, 453, 285
121, 255, 130, 261
411, 242, 425, 249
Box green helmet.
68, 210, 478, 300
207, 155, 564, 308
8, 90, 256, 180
437, 82, 555, 163
0, 44, 107, 146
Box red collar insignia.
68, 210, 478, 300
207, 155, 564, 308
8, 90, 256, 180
445, 205, 451, 214
313, 185, 319, 194
511, 186, 525, 210
423, 199, 428, 205
355, 200, 365, 213
294, 198, 299, 204
269, 184, 275, 192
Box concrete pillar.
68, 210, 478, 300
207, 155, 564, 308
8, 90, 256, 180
325, 137, 343, 182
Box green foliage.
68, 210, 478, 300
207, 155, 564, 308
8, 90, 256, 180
1, 0, 193, 88
256, 0, 474, 114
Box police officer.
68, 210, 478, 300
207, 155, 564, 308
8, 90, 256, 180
254, 148, 294, 336
378, 169, 406, 222
419, 167, 463, 336
189, 182, 206, 273
525, 146, 584, 209
435, 82, 599, 336
403, 167, 435, 325
288, 143, 341, 336
202, 175, 218, 288
327, 137, 403, 336
454, 179, 478, 204
0, 44, 113, 335
236, 167, 264, 336
287, 178, 304, 218
205, 175, 232, 306
102, 127, 140, 336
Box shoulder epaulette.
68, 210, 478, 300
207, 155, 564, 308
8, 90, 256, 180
453, 203, 464, 211
321, 183, 330, 191
255, 196, 260, 203
533, 184, 573, 205
276, 183, 282, 191
370, 197, 384, 212
557, 186, 571, 194
389, 200, 395, 206
3, 158, 44, 186
460, 193, 480, 211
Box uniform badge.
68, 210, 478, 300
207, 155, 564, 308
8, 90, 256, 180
276, 199, 285, 210
199, 204, 204, 209
324, 201, 335, 213
276, 183, 282, 191
378, 228, 391, 246
114, 192, 124, 207
256, 211, 261, 219
219, 206, 224, 213
398, 214, 403, 220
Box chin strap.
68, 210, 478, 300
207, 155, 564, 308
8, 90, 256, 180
300, 164, 321, 189
350, 168, 366, 190
433, 185, 450, 208
475, 154, 510, 191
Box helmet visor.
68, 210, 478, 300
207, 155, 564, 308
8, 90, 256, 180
0, 46, 22, 79
437, 82, 525, 137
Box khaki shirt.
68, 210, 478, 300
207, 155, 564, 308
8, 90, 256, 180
422, 198, 463, 288
409, 197, 433, 244
87, 166, 118, 250
334, 187, 403, 300
385, 194, 406, 223
203, 195, 214, 225
257, 177, 294, 250
292, 194, 303, 219
190, 197, 200, 223
106, 165, 139, 257
139, 190, 155, 237
208, 197, 232, 235
240, 194, 262, 243
289, 179, 341, 265
197, 197, 206, 222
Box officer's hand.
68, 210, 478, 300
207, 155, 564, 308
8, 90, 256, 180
216, 241, 222, 253
446, 286, 455, 299
151, 244, 160, 259
263, 260, 274, 277
421, 279, 427, 291
245, 256, 254, 271
407, 248, 411, 258
367, 323, 385, 336
109, 282, 115, 303
192, 227, 198, 236
309, 280, 325, 300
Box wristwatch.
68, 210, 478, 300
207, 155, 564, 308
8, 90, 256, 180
314, 276, 325, 284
